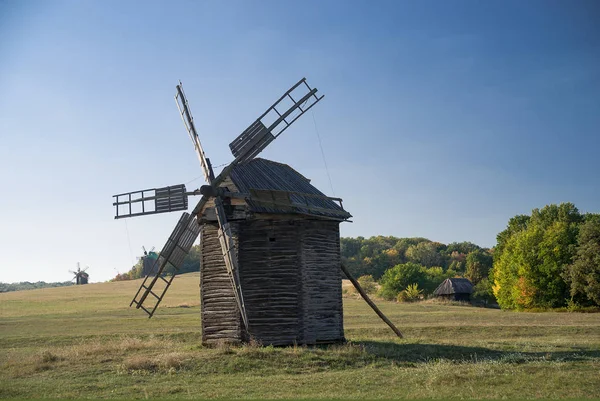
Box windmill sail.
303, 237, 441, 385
130, 212, 201, 317
229, 77, 323, 163
175, 82, 214, 183
113, 184, 188, 219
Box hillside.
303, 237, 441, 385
1, 272, 599, 399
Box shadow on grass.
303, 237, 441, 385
353, 341, 600, 364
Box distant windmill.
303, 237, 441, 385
138, 246, 158, 276
69, 263, 89, 285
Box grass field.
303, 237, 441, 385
1, 272, 599, 399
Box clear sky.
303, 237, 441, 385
1, 0, 598, 283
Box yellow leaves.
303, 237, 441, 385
516, 276, 536, 308
385, 249, 399, 258
492, 283, 501, 297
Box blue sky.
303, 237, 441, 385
1, 0, 598, 283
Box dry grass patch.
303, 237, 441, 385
120, 352, 191, 373
121, 355, 158, 372
61, 335, 175, 359
2, 336, 178, 379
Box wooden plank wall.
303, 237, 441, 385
238, 220, 301, 345
200, 223, 243, 345
200, 217, 344, 346
299, 221, 344, 343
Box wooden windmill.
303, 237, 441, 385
113, 78, 402, 345
138, 246, 158, 276
70, 263, 89, 285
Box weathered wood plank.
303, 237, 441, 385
200, 223, 243, 345
200, 217, 344, 346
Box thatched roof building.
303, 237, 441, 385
433, 278, 473, 301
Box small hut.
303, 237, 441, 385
433, 278, 473, 301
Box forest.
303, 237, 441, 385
112, 202, 599, 310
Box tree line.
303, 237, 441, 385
0, 281, 74, 293
113, 202, 599, 310
342, 236, 494, 301
344, 202, 600, 309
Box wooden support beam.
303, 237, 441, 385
340, 263, 403, 339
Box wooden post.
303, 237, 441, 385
340, 263, 403, 339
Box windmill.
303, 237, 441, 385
113, 78, 402, 345
69, 263, 89, 285
138, 246, 158, 276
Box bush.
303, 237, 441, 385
357, 275, 377, 294
379, 263, 427, 300
472, 278, 496, 305
378, 263, 456, 299
397, 283, 422, 303
404, 283, 423, 301
378, 286, 398, 301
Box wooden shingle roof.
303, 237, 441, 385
228, 158, 351, 220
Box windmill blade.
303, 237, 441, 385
130, 212, 201, 318
150, 246, 155, 252
82, 266, 89, 272
229, 77, 324, 163
142, 246, 147, 255
113, 184, 189, 219
182, 80, 325, 220
175, 82, 215, 183
214, 196, 249, 329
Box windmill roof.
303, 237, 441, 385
228, 158, 351, 220
433, 278, 474, 296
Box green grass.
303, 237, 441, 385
1, 272, 599, 399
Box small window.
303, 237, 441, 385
269, 237, 276, 242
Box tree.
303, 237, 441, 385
378, 263, 454, 300
472, 278, 496, 305
406, 242, 446, 267
378, 263, 428, 300
340, 236, 431, 279
465, 250, 493, 284
445, 242, 481, 256
491, 203, 582, 309
563, 215, 600, 306
495, 214, 530, 257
